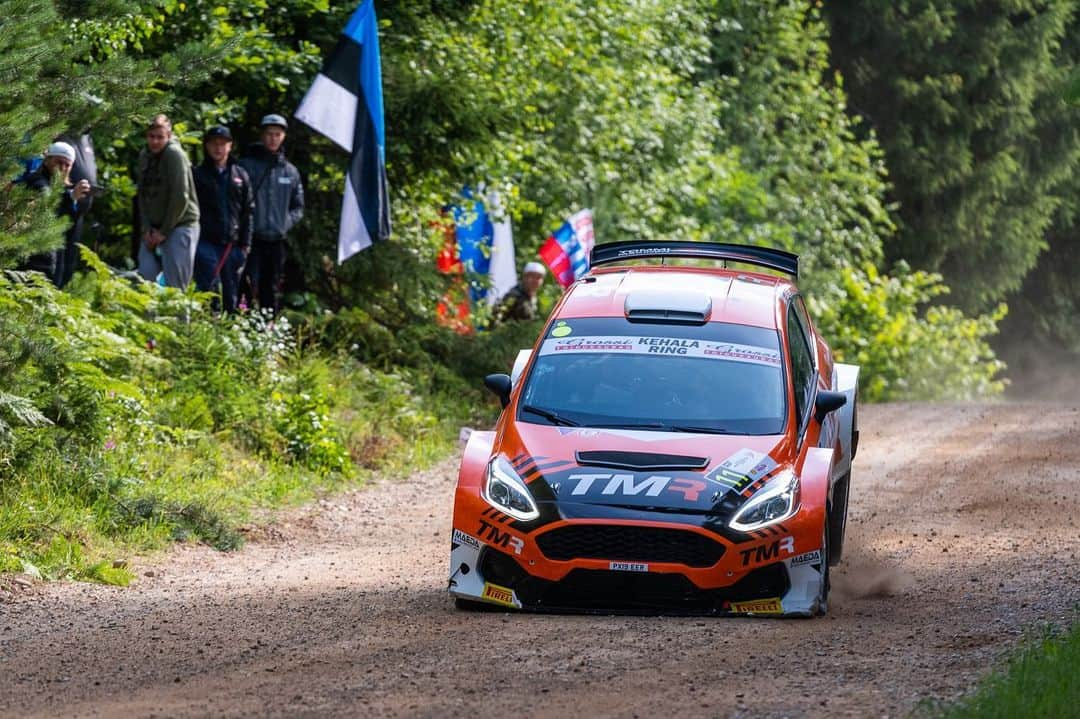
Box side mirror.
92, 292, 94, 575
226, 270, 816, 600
484, 373, 513, 408
814, 390, 846, 423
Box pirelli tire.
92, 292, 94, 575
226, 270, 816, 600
828, 469, 851, 567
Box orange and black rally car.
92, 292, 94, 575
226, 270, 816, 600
448, 241, 859, 616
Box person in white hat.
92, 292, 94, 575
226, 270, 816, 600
494, 261, 547, 324
14, 141, 92, 283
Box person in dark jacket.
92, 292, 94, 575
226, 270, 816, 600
493, 262, 546, 324
16, 142, 91, 284
193, 125, 254, 313
239, 113, 304, 314
54, 132, 98, 287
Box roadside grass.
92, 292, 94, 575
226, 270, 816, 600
0, 364, 487, 585
0, 255, 496, 585
926, 619, 1080, 719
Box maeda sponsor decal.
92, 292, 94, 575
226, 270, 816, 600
452, 529, 480, 550
730, 597, 783, 614
609, 561, 649, 573
481, 582, 516, 607
790, 549, 822, 566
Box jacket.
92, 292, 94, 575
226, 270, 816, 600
193, 157, 254, 248
136, 140, 200, 235
238, 143, 304, 242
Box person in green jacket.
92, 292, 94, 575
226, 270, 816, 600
136, 114, 201, 289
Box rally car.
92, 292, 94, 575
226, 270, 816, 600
448, 241, 859, 616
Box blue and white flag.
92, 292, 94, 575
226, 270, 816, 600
295, 0, 390, 263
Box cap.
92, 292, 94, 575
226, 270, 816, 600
260, 114, 289, 130
44, 141, 76, 164
204, 125, 233, 141
523, 261, 546, 276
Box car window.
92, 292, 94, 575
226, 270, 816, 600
792, 296, 816, 368
787, 306, 815, 429
519, 318, 786, 435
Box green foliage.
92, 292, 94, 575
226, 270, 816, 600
824, 0, 1080, 310
0, 249, 467, 581
926, 621, 1080, 719
811, 264, 1005, 401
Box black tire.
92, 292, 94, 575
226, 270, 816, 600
828, 470, 851, 566
815, 526, 831, 616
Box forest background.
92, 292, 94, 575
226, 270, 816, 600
0, 0, 1077, 581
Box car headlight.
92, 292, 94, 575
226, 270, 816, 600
482, 456, 540, 521
729, 471, 800, 532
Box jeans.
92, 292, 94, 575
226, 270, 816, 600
194, 241, 247, 313
137, 224, 199, 290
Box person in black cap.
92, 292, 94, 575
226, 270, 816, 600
192, 125, 254, 312
239, 113, 304, 313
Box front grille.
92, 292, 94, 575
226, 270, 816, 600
535, 524, 725, 567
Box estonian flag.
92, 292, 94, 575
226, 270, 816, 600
295, 0, 390, 263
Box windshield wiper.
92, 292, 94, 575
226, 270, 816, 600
593, 421, 732, 435
520, 404, 580, 427
667, 425, 733, 435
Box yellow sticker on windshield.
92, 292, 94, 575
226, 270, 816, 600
550, 321, 572, 338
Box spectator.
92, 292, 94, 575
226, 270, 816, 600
135, 114, 200, 289
192, 125, 254, 313
239, 113, 304, 314
494, 261, 546, 323
54, 132, 98, 287
15, 141, 91, 284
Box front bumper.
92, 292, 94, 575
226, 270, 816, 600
448, 500, 827, 616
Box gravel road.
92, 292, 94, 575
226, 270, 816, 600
2, 402, 1078, 718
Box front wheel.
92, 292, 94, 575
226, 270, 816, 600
828, 470, 851, 566
815, 527, 831, 616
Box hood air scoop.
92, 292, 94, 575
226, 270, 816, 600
624, 289, 711, 324
575, 451, 710, 472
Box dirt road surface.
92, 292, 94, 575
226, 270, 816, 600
2, 403, 1078, 718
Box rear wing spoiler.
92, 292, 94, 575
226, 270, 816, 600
590, 240, 799, 279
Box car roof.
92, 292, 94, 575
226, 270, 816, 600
556, 266, 795, 329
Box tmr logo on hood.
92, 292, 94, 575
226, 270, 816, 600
562, 473, 708, 502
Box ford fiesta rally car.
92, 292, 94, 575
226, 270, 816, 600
449, 241, 859, 616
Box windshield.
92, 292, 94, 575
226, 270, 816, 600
519, 318, 786, 435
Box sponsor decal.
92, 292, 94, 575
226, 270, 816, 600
564, 473, 708, 502
706, 449, 778, 492
739, 536, 795, 567
477, 519, 525, 555
537, 336, 781, 366
609, 561, 649, 572
452, 529, 480, 550
550, 321, 573, 338
790, 549, 822, 566
617, 247, 671, 258
730, 597, 783, 614
481, 582, 516, 607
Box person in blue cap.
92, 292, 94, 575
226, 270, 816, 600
193, 125, 254, 313
239, 113, 304, 314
